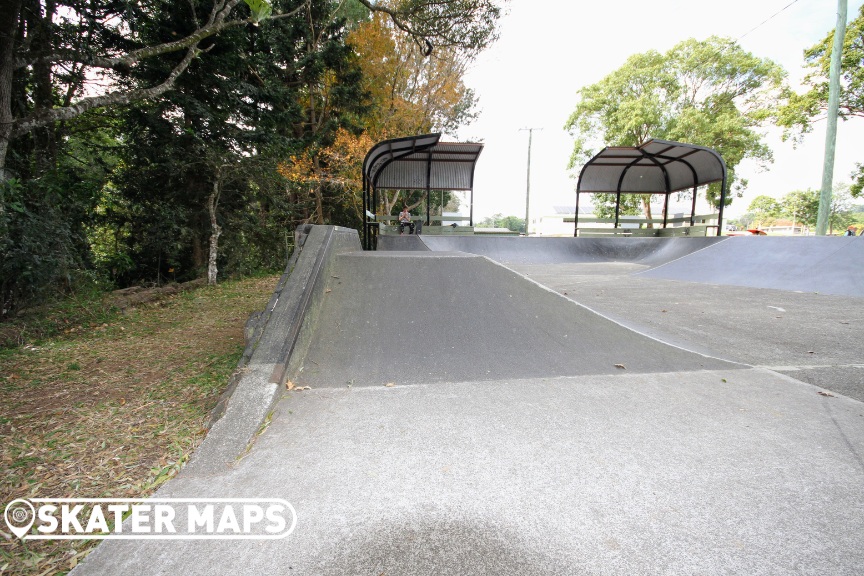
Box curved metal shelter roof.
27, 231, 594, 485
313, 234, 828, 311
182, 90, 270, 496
362, 134, 484, 249
363, 133, 484, 191
577, 139, 726, 194
574, 139, 728, 237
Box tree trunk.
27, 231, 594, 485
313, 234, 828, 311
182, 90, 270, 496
0, 0, 22, 182
207, 175, 222, 286
385, 190, 401, 215
30, 0, 58, 174
641, 195, 654, 229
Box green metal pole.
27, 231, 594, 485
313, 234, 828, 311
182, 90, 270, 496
525, 129, 532, 236
816, 0, 848, 236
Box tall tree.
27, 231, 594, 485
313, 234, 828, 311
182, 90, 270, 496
564, 36, 786, 220
777, 4, 864, 197
348, 12, 478, 137
747, 195, 782, 226
114, 0, 366, 284
281, 5, 493, 220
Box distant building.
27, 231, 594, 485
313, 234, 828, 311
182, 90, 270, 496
534, 206, 688, 236
764, 219, 808, 236
533, 206, 593, 236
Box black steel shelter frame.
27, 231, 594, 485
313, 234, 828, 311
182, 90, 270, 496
574, 139, 728, 237
362, 133, 483, 250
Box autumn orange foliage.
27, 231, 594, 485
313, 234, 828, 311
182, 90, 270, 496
280, 13, 478, 220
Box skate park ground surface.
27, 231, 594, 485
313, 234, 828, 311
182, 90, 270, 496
73, 228, 864, 576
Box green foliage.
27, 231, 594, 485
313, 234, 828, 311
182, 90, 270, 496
824, 185, 856, 233
368, 0, 503, 57
777, 5, 864, 140
775, 5, 864, 202
779, 190, 819, 228
773, 185, 853, 232
111, 0, 368, 284
747, 195, 782, 220
565, 36, 786, 210
851, 163, 864, 198
589, 193, 646, 219
477, 213, 525, 233
1, 119, 119, 315
244, 0, 273, 23
0, 0, 495, 314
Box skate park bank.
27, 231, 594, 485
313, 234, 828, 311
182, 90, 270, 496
72, 226, 864, 575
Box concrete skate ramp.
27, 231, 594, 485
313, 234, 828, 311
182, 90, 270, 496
377, 234, 430, 251
413, 235, 725, 266
640, 236, 864, 296
296, 251, 736, 388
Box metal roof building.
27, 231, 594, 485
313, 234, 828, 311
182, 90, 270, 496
362, 134, 484, 249
575, 139, 728, 236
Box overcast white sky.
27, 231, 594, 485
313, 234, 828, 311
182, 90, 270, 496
454, 0, 864, 222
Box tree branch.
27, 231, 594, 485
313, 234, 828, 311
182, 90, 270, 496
9, 1, 312, 138
12, 46, 199, 138
14, 1, 309, 71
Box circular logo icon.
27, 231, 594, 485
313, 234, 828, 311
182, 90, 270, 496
4, 499, 36, 539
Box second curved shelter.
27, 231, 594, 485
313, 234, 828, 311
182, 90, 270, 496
575, 139, 727, 236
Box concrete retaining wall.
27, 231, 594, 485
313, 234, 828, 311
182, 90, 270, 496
184, 225, 361, 474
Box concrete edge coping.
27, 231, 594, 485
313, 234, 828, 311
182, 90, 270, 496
180, 225, 358, 476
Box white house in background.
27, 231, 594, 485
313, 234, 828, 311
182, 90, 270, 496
533, 206, 686, 236
532, 206, 591, 236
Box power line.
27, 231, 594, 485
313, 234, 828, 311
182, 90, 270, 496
735, 0, 801, 43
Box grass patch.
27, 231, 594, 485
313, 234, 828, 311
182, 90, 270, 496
0, 285, 122, 350
0, 275, 279, 575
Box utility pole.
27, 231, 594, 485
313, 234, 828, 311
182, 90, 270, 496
519, 127, 542, 236
816, 0, 848, 235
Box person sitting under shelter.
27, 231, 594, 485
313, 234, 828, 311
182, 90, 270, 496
399, 206, 415, 235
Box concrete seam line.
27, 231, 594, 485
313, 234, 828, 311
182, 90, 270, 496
749, 366, 864, 405
634, 237, 729, 274
481, 255, 750, 369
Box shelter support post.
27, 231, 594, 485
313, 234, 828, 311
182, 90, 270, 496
663, 194, 670, 228
690, 186, 697, 227
574, 191, 581, 237
362, 175, 368, 250
426, 151, 432, 225
716, 175, 727, 236
373, 184, 378, 246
